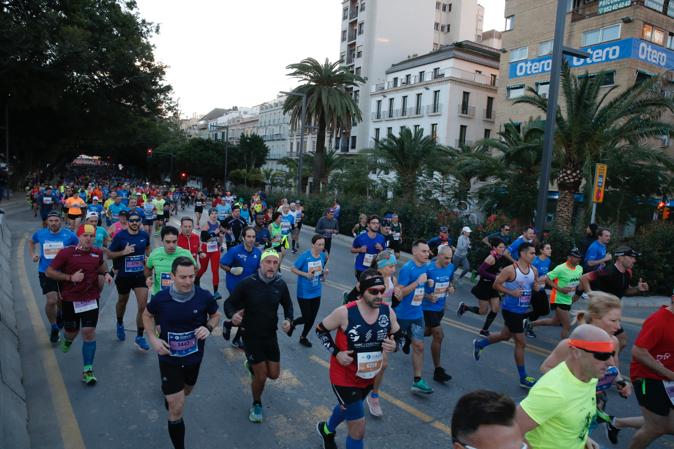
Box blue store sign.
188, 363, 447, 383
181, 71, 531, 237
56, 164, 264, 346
509, 38, 674, 79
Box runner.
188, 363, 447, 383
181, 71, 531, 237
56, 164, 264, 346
145, 226, 196, 297
473, 242, 539, 389
628, 290, 674, 449
108, 210, 129, 240
394, 239, 433, 394
583, 227, 612, 272
280, 203, 295, 253
196, 208, 222, 299
222, 204, 247, 250
177, 217, 201, 264
481, 223, 512, 246
108, 211, 151, 349
504, 226, 535, 263
108, 194, 127, 225
525, 242, 552, 337
315, 208, 339, 259
253, 213, 270, 248
423, 244, 455, 383
428, 226, 452, 257
351, 213, 368, 237
524, 247, 583, 340
515, 324, 614, 449
289, 235, 328, 347
289, 202, 302, 253
64, 189, 87, 230
350, 215, 386, 281
142, 195, 157, 234
194, 192, 206, 226
153, 193, 166, 235
143, 256, 220, 449
86, 196, 104, 222
457, 238, 507, 336
315, 271, 400, 449
37, 186, 59, 225
223, 249, 294, 423
388, 213, 402, 259
45, 224, 114, 384
29, 211, 79, 342
452, 226, 472, 280
268, 212, 288, 267
85, 212, 109, 250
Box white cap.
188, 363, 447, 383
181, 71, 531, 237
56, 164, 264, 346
86, 211, 99, 220
462, 226, 472, 233
92, 196, 99, 201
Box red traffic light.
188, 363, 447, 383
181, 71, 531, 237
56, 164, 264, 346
146, 148, 153, 157
180, 172, 188, 180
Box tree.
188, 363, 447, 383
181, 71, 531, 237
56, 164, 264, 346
283, 58, 364, 192
367, 127, 447, 203
236, 134, 269, 172
514, 64, 674, 232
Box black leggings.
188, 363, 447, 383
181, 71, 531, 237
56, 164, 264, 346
294, 297, 321, 338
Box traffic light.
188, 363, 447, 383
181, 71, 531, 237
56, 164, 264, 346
146, 148, 153, 158
180, 171, 188, 181
664, 207, 671, 220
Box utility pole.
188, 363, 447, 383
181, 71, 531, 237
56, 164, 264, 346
281, 91, 307, 197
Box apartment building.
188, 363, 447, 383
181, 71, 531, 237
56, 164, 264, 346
495, 0, 674, 152
369, 41, 500, 148
339, 0, 485, 152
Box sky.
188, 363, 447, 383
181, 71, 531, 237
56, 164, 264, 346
134, 0, 506, 118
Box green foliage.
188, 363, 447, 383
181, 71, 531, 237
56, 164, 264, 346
632, 222, 674, 294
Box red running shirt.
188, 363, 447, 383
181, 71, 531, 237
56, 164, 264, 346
630, 306, 674, 380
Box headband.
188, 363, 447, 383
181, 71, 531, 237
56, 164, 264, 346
76, 224, 96, 236
568, 339, 615, 353
377, 254, 397, 268
360, 276, 385, 291
261, 249, 279, 261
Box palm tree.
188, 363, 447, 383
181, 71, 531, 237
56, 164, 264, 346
368, 127, 447, 203
283, 58, 364, 193
514, 64, 674, 232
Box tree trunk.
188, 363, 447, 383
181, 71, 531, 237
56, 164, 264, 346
312, 114, 327, 194
555, 189, 575, 233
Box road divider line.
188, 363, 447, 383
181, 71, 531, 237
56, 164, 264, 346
17, 237, 87, 449
308, 355, 452, 437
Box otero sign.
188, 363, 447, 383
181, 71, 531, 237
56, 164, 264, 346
509, 38, 674, 79
598, 0, 631, 15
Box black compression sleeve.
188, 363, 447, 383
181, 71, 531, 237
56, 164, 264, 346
316, 322, 339, 356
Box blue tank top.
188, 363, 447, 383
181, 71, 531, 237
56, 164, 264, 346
596, 366, 619, 392
502, 264, 535, 314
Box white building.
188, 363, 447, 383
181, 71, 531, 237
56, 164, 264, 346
368, 41, 500, 148
339, 0, 485, 152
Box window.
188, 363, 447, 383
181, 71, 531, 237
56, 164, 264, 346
510, 46, 528, 62
353, 90, 360, 102
355, 67, 361, 76
356, 45, 363, 58
539, 40, 553, 56
505, 15, 515, 31
393, 77, 399, 88
432, 90, 441, 113
459, 125, 467, 146
484, 129, 491, 139
445, 24, 450, 33
415, 93, 423, 115
414, 125, 421, 133
536, 81, 550, 98
448, 3, 452, 11
645, 0, 665, 12
387, 127, 393, 136
340, 52, 345, 63
433, 67, 442, 78
434, 22, 440, 31
461, 91, 470, 114
401, 96, 408, 116
643, 23, 666, 46
388, 98, 394, 117
290, 142, 294, 151
376, 100, 382, 119
419, 71, 425, 82
507, 84, 525, 99
486, 96, 494, 119
350, 136, 357, 149
436, 1, 441, 9
360, 1, 365, 12
668, 33, 674, 50
342, 7, 348, 20
341, 30, 347, 42
358, 22, 364, 35
441, 25, 446, 32
404, 74, 411, 84
668, 2, 674, 17
490, 74, 497, 86
374, 128, 380, 141
431, 123, 438, 140
400, 126, 406, 134
582, 23, 620, 46
579, 71, 615, 86
442, 3, 447, 11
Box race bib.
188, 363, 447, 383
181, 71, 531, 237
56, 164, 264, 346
281, 221, 291, 233
168, 331, 198, 357
411, 286, 425, 306
433, 281, 449, 301
73, 299, 98, 314
363, 253, 374, 267
355, 351, 384, 379
195, 201, 203, 206
160, 272, 173, 290
206, 240, 219, 252
43, 241, 65, 260
307, 260, 323, 275
393, 232, 401, 241
124, 254, 145, 273
43, 197, 53, 204
518, 289, 532, 308
664, 380, 674, 406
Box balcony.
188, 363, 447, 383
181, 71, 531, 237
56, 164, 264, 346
445, 67, 499, 87
483, 109, 495, 122
348, 29, 357, 42
349, 7, 358, 20
455, 139, 474, 147
371, 112, 383, 121
458, 105, 475, 118
373, 83, 385, 92
427, 104, 443, 116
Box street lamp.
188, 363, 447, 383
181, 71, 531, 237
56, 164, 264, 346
210, 124, 230, 189
281, 91, 307, 197
534, 0, 591, 234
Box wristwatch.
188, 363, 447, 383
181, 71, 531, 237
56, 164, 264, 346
205, 324, 214, 332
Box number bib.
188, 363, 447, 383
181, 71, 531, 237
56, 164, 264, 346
518, 289, 532, 308
168, 331, 198, 357
393, 232, 401, 241
433, 281, 449, 301
124, 254, 145, 273
355, 351, 384, 379
206, 240, 219, 252
664, 380, 674, 406
43, 197, 53, 204
43, 241, 65, 260
307, 260, 323, 275
73, 299, 98, 314
160, 272, 173, 290
363, 253, 374, 267
195, 201, 203, 207
411, 286, 425, 306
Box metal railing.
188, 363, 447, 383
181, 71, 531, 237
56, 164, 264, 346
427, 104, 443, 115
458, 105, 475, 117
483, 109, 495, 121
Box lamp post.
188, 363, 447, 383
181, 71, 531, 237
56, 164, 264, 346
210, 124, 230, 190
281, 91, 307, 197
534, 0, 591, 234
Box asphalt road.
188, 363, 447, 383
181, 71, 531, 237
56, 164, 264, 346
3, 199, 672, 449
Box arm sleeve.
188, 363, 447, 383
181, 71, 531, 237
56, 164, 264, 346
478, 261, 496, 281
280, 284, 294, 321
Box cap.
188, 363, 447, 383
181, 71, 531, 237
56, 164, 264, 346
614, 246, 641, 258
439, 226, 449, 233
568, 247, 582, 258
76, 224, 96, 236
47, 211, 61, 218
92, 196, 99, 201
118, 210, 129, 217
85, 211, 99, 220
462, 226, 472, 233
261, 248, 280, 261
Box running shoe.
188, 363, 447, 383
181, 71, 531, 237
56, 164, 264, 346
519, 376, 537, 389
433, 367, 452, 383
49, 327, 60, 343
456, 301, 467, 317
472, 339, 482, 361
605, 418, 621, 444
135, 336, 150, 351
248, 403, 263, 423
222, 321, 232, 341
292, 248, 298, 254
299, 337, 312, 348
213, 291, 222, 300
316, 421, 337, 449
82, 368, 97, 386
116, 323, 126, 341
479, 329, 490, 337
411, 378, 434, 394
60, 339, 73, 353
523, 318, 537, 338
366, 394, 383, 417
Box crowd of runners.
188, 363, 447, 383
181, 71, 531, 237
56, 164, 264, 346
23, 175, 674, 449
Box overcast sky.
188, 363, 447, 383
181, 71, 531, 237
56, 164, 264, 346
134, 0, 506, 118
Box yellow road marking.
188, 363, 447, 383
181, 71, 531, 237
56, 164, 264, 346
308, 355, 452, 437
17, 237, 86, 449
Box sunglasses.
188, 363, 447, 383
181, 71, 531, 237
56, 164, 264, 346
576, 347, 614, 361
128, 218, 141, 223
367, 287, 386, 295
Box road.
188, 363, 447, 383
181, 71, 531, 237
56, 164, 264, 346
3, 199, 672, 449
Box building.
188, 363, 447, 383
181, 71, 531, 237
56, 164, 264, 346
184, 108, 228, 139
479, 29, 503, 49
495, 0, 674, 153
369, 41, 500, 148
339, 0, 485, 152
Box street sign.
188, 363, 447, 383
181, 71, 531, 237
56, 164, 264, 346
592, 163, 608, 203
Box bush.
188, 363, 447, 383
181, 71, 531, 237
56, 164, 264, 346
632, 222, 674, 295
